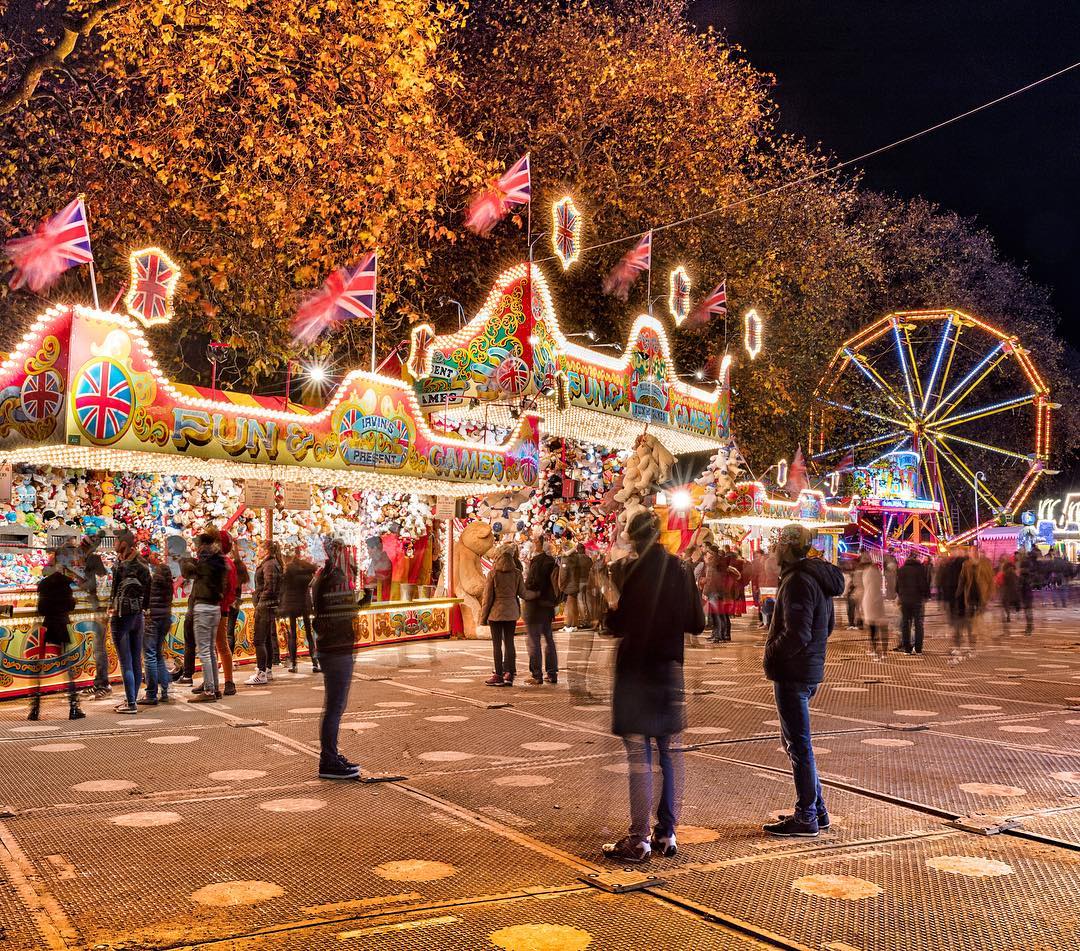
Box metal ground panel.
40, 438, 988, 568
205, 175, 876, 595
0, 867, 42, 951
704, 732, 1080, 818
408, 752, 944, 869
210, 889, 772, 950
1019, 808, 1080, 847
7, 781, 579, 949
661, 831, 1080, 951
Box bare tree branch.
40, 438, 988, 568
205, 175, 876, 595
0, 0, 132, 116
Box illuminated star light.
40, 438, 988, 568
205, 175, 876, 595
744, 308, 763, 359
669, 266, 691, 325
551, 196, 583, 270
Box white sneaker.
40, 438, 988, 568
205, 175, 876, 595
266, 669, 274, 682
246, 670, 268, 685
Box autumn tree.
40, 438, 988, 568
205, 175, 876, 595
0, 0, 484, 384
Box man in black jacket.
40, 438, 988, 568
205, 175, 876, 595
523, 538, 558, 685
110, 531, 152, 715
762, 524, 845, 838
895, 555, 931, 654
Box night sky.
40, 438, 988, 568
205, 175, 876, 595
690, 0, 1080, 348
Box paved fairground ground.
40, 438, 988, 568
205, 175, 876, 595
3, 597, 1080, 951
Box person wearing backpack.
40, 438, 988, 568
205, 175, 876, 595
110, 531, 152, 714
523, 538, 559, 685
247, 540, 283, 686
180, 527, 228, 702
762, 524, 846, 838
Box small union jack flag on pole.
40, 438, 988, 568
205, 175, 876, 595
291, 251, 378, 345
465, 153, 531, 236
602, 231, 651, 301
125, 247, 179, 327
684, 278, 728, 328
5, 197, 95, 294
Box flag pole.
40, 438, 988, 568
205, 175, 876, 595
646, 238, 652, 315
79, 194, 101, 309
371, 252, 378, 374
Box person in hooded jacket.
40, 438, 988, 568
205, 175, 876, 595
894, 554, 930, 654
207, 529, 239, 696
280, 547, 319, 673
313, 537, 364, 779
142, 548, 174, 704
601, 510, 705, 864
180, 528, 227, 702
247, 540, 283, 686
481, 546, 525, 686
522, 538, 559, 685
27, 547, 84, 722
762, 524, 845, 838
861, 558, 888, 659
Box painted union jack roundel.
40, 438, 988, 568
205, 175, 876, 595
495, 355, 530, 396
20, 370, 63, 421
73, 358, 134, 445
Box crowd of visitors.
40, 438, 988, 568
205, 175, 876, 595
24, 514, 1077, 862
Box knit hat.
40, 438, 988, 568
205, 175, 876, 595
778, 523, 813, 554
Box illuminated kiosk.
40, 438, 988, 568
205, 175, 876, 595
811, 309, 1053, 546
706, 481, 854, 563
0, 261, 730, 698
844, 451, 943, 553
1036, 495, 1080, 560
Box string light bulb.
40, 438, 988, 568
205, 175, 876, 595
743, 308, 763, 360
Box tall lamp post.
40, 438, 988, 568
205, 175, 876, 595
974, 471, 986, 550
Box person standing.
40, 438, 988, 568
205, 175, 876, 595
27, 547, 84, 722
845, 559, 865, 630
602, 510, 704, 863
82, 535, 112, 697
213, 530, 239, 696
313, 537, 362, 779
937, 549, 966, 648
281, 547, 319, 673
760, 549, 781, 629
717, 544, 748, 643
861, 557, 888, 659
559, 543, 593, 631
998, 558, 1022, 634
180, 529, 227, 702
247, 540, 282, 686
893, 554, 930, 654
141, 549, 174, 705
1019, 550, 1038, 636
481, 546, 525, 687
749, 549, 767, 624
226, 549, 249, 653
109, 531, 152, 715
699, 545, 725, 643
762, 524, 845, 838
956, 548, 993, 657
523, 539, 559, 685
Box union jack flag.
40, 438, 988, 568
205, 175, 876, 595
685, 279, 727, 328
465, 153, 531, 236
602, 231, 651, 301
126, 249, 178, 325
74, 359, 133, 443
497, 153, 531, 207
20, 371, 63, 421
5, 198, 94, 293
495, 356, 530, 395
291, 251, 377, 345
838, 446, 855, 471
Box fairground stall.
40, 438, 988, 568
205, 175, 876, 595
400, 263, 730, 579
0, 291, 541, 698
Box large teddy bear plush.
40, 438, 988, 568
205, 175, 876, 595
454, 520, 495, 639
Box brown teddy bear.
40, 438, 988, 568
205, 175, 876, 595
453, 520, 495, 639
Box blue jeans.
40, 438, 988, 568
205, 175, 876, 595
773, 681, 826, 822
319, 651, 355, 766
525, 621, 557, 680
622, 735, 682, 839
92, 621, 110, 689
111, 613, 144, 706
144, 615, 172, 700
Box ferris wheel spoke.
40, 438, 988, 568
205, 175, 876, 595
921, 442, 954, 538
920, 316, 954, 415
923, 342, 1008, 424
890, 320, 918, 415
818, 399, 909, 428
902, 324, 925, 406
926, 430, 1034, 464
811, 429, 907, 462
923, 432, 1004, 511
932, 393, 1038, 430
843, 348, 914, 421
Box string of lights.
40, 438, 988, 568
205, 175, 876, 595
533, 58, 1080, 265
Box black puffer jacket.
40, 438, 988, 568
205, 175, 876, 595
149, 562, 174, 620
313, 561, 360, 654
279, 558, 316, 616
764, 557, 845, 685
253, 556, 283, 612
522, 551, 557, 624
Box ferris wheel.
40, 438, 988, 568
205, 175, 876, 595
810, 309, 1052, 544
